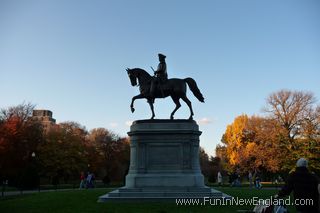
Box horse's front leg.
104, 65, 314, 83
130, 94, 145, 113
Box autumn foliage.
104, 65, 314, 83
1, 90, 319, 187
0, 103, 130, 187
221, 90, 320, 176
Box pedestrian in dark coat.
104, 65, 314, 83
277, 158, 319, 213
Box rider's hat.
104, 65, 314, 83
158, 53, 166, 59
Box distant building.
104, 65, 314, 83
32, 110, 56, 132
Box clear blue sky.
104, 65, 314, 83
1, 0, 319, 156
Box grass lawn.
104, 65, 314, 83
0, 187, 297, 213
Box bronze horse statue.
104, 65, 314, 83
126, 68, 204, 120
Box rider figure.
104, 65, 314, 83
150, 53, 167, 97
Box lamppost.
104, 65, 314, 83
31, 152, 40, 192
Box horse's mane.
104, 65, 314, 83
132, 68, 152, 77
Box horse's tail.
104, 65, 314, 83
184, 78, 205, 103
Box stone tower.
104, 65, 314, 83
32, 110, 56, 132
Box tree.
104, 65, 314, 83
0, 103, 44, 187
220, 90, 320, 176
293, 105, 320, 174
245, 116, 283, 173
37, 122, 87, 183
221, 114, 282, 173
264, 90, 319, 173
0, 103, 134, 186
0, 102, 34, 122
215, 144, 228, 172
87, 128, 130, 182
199, 147, 210, 178
264, 90, 316, 141
199, 147, 223, 183
221, 114, 250, 170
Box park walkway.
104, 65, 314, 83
1, 187, 113, 197
2, 188, 75, 197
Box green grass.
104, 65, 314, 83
1, 181, 123, 192
206, 182, 284, 188
0, 187, 297, 213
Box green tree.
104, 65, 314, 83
87, 128, 130, 182
38, 122, 87, 183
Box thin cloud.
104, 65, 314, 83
196, 117, 212, 125
125, 120, 133, 126
109, 122, 118, 128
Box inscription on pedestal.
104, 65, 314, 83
147, 145, 181, 169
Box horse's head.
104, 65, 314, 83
126, 68, 137, 86
126, 68, 152, 87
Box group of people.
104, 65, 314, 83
79, 171, 95, 189
220, 169, 283, 190
228, 171, 242, 187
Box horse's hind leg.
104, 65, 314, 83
148, 98, 155, 119
181, 95, 194, 120
170, 96, 181, 120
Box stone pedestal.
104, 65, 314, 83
98, 119, 223, 202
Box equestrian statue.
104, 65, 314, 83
126, 53, 204, 120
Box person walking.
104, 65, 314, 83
254, 170, 262, 189
217, 171, 223, 186
86, 172, 93, 189
248, 171, 253, 188
79, 171, 85, 189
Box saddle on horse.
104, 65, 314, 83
150, 77, 168, 98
